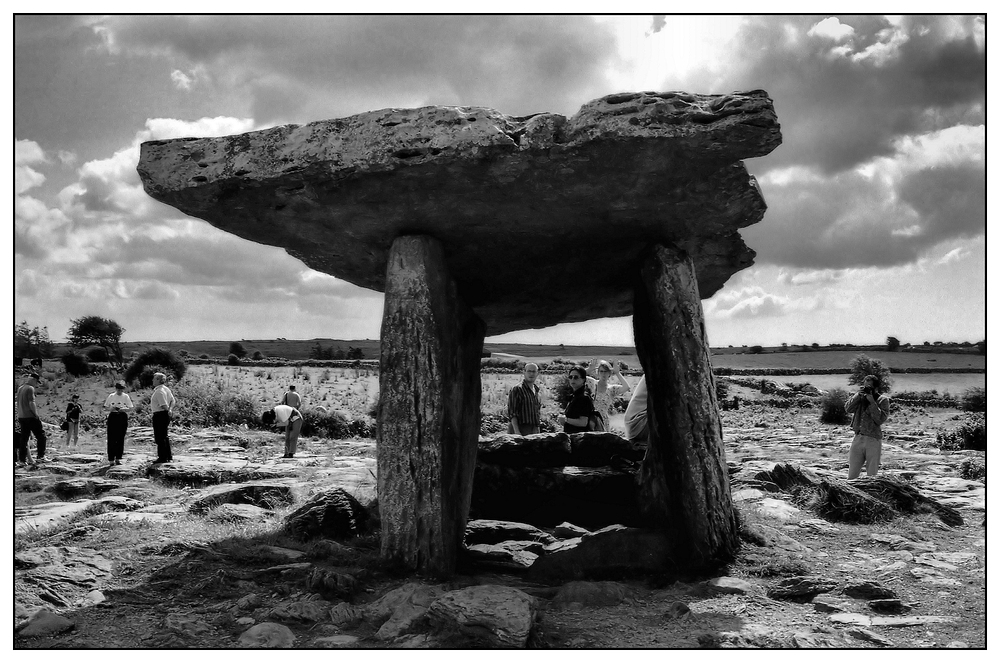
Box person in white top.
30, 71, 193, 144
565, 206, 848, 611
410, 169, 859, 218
623, 376, 648, 443
103, 380, 134, 465
150, 372, 177, 463
584, 359, 632, 428
262, 404, 304, 458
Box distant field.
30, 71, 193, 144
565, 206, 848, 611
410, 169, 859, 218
709, 350, 984, 371
48, 340, 983, 373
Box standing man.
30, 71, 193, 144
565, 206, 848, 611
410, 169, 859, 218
281, 385, 302, 409
262, 403, 304, 458
845, 374, 890, 479
150, 372, 176, 464
16, 372, 47, 466
507, 362, 542, 435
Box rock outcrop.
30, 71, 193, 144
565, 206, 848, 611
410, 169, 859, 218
137, 90, 780, 334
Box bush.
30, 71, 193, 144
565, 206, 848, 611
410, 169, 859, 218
848, 354, 893, 392
229, 341, 248, 358
85, 346, 109, 362
960, 458, 985, 483
199, 354, 209, 359
252, 350, 264, 361
227, 353, 240, 366
961, 387, 986, 412
715, 378, 731, 402
60, 351, 90, 377
124, 347, 187, 386
749, 345, 763, 354
171, 380, 261, 428
819, 388, 850, 424
936, 413, 986, 452
299, 407, 375, 439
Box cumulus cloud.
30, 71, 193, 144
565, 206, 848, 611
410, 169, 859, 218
170, 69, 194, 90
807, 17, 856, 42
705, 285, 820, 320
675, 15, 985, 174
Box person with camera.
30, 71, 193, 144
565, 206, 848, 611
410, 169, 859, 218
844, 374, 890, 479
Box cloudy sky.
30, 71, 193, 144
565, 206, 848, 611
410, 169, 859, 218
13, 14, 986, 348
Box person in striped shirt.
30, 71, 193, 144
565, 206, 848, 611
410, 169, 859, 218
507, 363, 541, 435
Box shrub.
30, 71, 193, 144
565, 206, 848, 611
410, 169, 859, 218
229, 341, 248, 358
85, 346, 109, 362
819, 388, 849, 424
848, 354, 893, 392
715, 378, 731, 402
961, 387, 986, 412
60, 351, 90, 377
749, 345, 763, 354
227, 353, 240, 366
199, 354, 210, 359
936, 413, 986, 452
124, 347, 187, 386
960, 458, 985, 483
252, 350, 264, 361
171, 380, 260, 428
480, 411, 509, 437
299, 407, 375, 439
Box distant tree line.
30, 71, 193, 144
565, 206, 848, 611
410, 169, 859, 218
309, 342, 364, 360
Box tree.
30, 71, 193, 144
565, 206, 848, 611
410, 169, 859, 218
976, 340, 986, 356
346, 346, 365, 360
229, 341, 248, 358
68, 316, 125, 367
124, 347, 187, 387
61, 351, 90, 377
15, 321, 54, 359
886, 336, 901, 352
848, 354, 893, 392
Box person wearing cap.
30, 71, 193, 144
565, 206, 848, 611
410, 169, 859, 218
150, 372, 176, 463
103, 380, 133, 465
16, 372, 47, 466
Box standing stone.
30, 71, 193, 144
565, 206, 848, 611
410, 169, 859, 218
632, 243, 738, 571
378, 235, 486, 575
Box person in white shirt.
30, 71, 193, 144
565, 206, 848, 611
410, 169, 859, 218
623, 376, 648, 443
103, 380, 134, 465
262, 404, 304, 458
150, 372, 177, 463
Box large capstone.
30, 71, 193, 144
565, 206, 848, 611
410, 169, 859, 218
137, 90, 780, 334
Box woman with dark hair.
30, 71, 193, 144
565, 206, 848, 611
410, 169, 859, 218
557, 366, 597, 433
845, 374, 891, 478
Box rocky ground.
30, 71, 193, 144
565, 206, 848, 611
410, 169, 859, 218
14, 404, 986, 649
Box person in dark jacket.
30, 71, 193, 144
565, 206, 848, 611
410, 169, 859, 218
558, 366, 597, 433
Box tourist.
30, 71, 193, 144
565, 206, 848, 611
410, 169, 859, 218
65, 394, 82, 448
585, 359, 632, 427
150, 372, 176, 463
845, 374, 891, 479
103, 380, 133, 465
281, 384, 302, 409
262, 403, 304, 458
507, 362, 542, 435
557, 366, 597, 433
624, 375, 648, 444
16, 372, 47, 466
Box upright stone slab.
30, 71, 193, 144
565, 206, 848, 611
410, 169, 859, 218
632, 243, 738, 571
378, 235, 486, 575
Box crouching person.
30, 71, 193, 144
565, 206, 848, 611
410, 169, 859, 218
262, 404, 303, 458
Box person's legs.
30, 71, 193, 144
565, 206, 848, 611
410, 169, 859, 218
286, 418, 302, 456
69, 420, 79, 446
29, 418, 47, 459
152, 411, 171, 460
847, 434, 867, 479
865, 438, 882, 477
107, 416, 115, 461
16, 419, 30, 463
